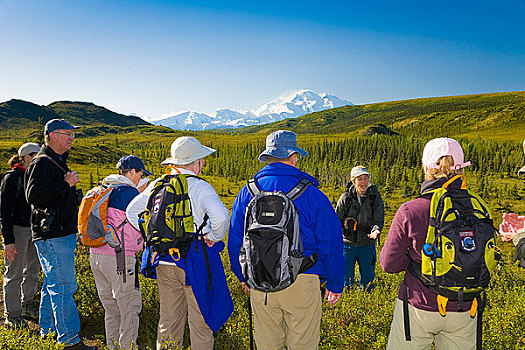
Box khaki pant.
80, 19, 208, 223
387, 298, 477, 350
90, 254, 142, 350
250, 274, 322, 350
156, 264, 213, 350
3, 225, 40, 318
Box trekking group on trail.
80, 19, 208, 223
0, 117, 519, 349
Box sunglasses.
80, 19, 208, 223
54, 131, 75, 138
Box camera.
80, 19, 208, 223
40, 208, 56, 232
343, 217, 358, 241
344, 217, 357, 231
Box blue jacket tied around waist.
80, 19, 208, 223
141, 238, 233, 332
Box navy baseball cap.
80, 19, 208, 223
45, 119, 80, 135
258, 130, 308, 162
117, 155, 153, 175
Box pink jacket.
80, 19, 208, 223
90, 175, 143, 256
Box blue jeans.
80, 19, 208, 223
343, 242, 376, 292
34, 234, 81, 345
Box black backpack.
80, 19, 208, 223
0, 170, 23, 193
240, 178, 318, 294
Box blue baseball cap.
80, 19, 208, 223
258, 130, 308, 162
117, 155, 153, 175
45, 119, 80, 135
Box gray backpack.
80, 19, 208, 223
240, 178, 318, 293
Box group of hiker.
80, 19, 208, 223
0, 117, 522, 350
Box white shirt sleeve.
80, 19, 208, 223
126, 180, 155, 230
189, 179, 230, 242
200, 183, 230, 242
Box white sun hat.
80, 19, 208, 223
160, 137, 216, 166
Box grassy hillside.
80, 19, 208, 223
48, 101, 150, 127
241, 91, 525, 141
0, 99, 150, 135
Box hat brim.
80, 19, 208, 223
161, 145, 215, 166
351, 170, 370, 178
258, 146, 308, 162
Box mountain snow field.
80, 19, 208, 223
155, 89, 353, 131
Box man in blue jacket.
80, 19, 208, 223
228, 130, 344, 350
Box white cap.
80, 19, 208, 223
161, 137, 215, 166
351, 166, 370, 179
18, 143, 40, 157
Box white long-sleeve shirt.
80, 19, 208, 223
126, 168, 229, 243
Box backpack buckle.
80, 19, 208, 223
423, 243, 441, 259
169, 247, 181, 261
437, 295, 448, 317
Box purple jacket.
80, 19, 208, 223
380, 177, 472, 312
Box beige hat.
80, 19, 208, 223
18, 143, 40, 157
161, 137, 215, 166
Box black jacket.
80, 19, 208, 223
0, 166, 31, 244
25, 145, 78, 241
336, 183, 384, 246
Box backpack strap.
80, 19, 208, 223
34, 155, 67, 174
114, 219, 128, 282
193, 213, 213, 291
247, 179, 261, 197
286, 178, 312, 200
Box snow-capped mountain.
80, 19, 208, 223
156, 111, 214, 130
155, 89, 353, 131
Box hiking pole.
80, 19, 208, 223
247, 295, 254, 350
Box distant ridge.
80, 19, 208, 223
0, 99, 150, 129
240, 91, 525, 138
154, 89, 353, 131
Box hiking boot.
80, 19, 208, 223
22, 300, 39, 319
4, 316, 28, 329
64, 342, 97, 350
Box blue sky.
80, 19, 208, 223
1, 0, 523, 120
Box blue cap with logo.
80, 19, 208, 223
117, 155, 153, 175
45, 119, 80, 135
258, 130, 308, 162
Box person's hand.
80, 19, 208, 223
502, 212, 525, 231
202, 233, 216, 247
500, 212, 525, 242
137, 177, 150, 192
324, 289, 341, 307
241, 282, 250, 294
138, 182, 148, 193
368, 229, 380, 240
4, 244, 17, 261
499, 231, 514, 242
64, 171, 79, 187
